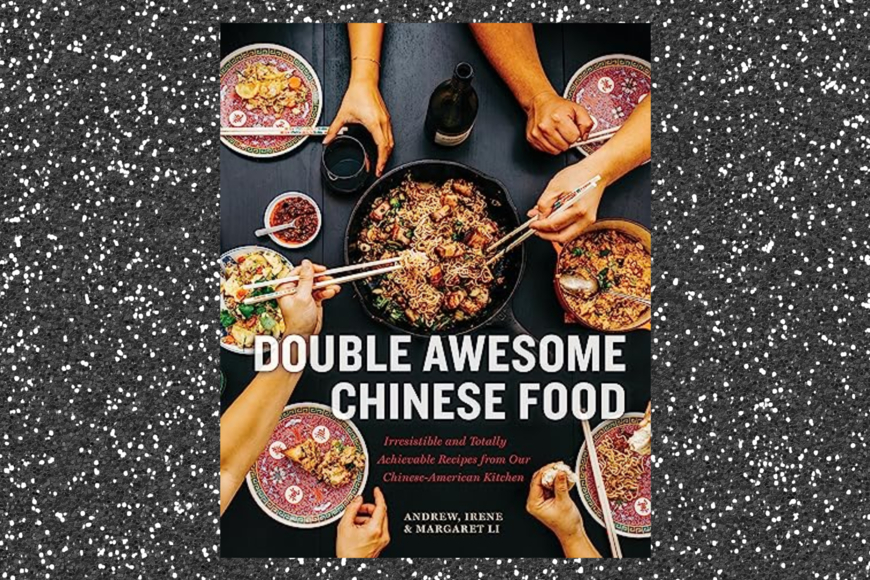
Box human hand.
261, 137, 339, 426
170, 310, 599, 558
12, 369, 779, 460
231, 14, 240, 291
528, 160, 607, 243
336, 487, 390, 558
277, 260, 341, 338
325, 79, 394, 176
526, 465, 587, 545
525, 91, 593, 155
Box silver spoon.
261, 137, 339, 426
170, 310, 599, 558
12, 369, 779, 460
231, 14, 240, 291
256, 218, 298, 238
558, 274, 651, 307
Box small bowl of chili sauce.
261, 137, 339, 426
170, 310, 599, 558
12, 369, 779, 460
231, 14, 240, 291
264, 192, 322, 249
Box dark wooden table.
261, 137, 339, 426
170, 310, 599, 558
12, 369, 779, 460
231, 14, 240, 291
220, 23, 650, 558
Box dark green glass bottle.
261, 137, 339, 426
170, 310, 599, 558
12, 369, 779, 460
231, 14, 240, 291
424, 62, 479, 147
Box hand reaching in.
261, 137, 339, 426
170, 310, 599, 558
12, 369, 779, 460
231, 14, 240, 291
336, 487, 390, 558
525, 91, 593, 155
526, 465, 600, 558
526, 464, 584, 541
325, 79, 394, 177
529, 160, 607, 243
277, 260, 341, 338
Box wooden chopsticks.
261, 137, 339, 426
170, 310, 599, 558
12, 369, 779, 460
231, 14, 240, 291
221, 126, 330, 137
581, 416, 623, 559
485, 175, 602, 266
240, 258, 402, 306
577, 125, 621, 146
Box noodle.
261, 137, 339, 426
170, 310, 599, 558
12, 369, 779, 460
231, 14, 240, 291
597, 433, 645, 503
358, 176, 504, 330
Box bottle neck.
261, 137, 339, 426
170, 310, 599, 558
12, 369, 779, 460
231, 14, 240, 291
450, 63, 474, 91
450, 77, 471, 92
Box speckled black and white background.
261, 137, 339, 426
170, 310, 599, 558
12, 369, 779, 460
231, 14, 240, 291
2, 0, 868, 578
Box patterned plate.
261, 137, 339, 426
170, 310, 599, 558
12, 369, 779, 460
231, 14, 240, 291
575, 413, 651, 538
564, 54, 651, 159
219, 245, 292, 356
246, 403, 369, 528
220, 43, 322, 158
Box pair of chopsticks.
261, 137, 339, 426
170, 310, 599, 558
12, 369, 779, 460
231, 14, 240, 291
239, 257, 402, 305
577, 125, 621, 146
581, 416, 623, 559
484, 175, 602, 266
221, 126, 330, 137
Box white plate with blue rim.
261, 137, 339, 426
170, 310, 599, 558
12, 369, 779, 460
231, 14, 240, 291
219, 245, 293, 355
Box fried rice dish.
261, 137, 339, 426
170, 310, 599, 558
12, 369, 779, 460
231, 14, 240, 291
357, 177, 506, 331
558, 230, 651, 330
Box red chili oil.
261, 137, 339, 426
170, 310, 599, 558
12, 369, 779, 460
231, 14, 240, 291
270, 197, 319, 244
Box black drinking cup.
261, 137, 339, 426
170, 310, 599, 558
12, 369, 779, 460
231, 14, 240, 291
321, 125, 374, 194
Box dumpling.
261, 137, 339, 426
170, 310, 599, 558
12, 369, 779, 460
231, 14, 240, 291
541, 462, 578, 491
629, 403, 651, 456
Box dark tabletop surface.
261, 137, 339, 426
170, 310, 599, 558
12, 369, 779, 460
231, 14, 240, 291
220, 23, 650, 558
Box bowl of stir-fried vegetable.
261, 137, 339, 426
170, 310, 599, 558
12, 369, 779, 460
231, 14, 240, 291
220, 246, 293, 354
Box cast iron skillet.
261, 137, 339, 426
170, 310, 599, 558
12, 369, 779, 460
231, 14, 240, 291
344, 160, 527, 337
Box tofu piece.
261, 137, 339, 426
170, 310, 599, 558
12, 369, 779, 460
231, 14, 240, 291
429, 204, 452, 222
469, 287, 490, 305
464, 228, 490, 249
391, 223, 412, 246
461, 287, 490, 315
459, 298, 484, 315
443, 290, 467, 311
370, 200, 391, 221
435, 242, 464, 259
452, 181, 473, 196
428, 265, 444, 287
441, 193, 459, 207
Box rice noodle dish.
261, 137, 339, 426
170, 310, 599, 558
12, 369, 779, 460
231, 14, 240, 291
357, 176, 505, 330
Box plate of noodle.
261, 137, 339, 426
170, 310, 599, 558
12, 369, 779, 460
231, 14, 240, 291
220, 44, 322, 158
575, 413, 651, 538
346, 161, 525, 336
555, 219, 651, 332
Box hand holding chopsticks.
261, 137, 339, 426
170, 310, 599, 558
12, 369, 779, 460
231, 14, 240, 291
240, 258, 402, 306
577, 125, 620, 146
485, 175, 602, 266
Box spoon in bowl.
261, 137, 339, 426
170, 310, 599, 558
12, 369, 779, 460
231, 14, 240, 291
558, 274, 651, 307
256, 218, 298, 238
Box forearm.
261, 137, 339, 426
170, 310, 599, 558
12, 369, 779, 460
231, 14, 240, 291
586, 96, 651, 185
348, 23, 384, 86
470, 23, 555, 110
219, 362, 301, 515
560, 531, 602, 558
